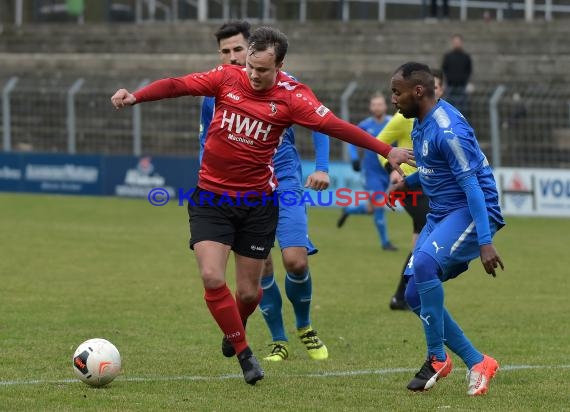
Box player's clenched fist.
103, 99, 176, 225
111, 89, 136, 109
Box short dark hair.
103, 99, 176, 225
214, 21, 251, 44
248, 26, 288, 64
395, 62, 435, 98
431, 68, 444, 83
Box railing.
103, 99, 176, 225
1, 76, 569, 168
12, 0, 570, 25
115, 0, 570, 22
289, 0, 566, 22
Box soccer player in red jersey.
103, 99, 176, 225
111, 26, 414, 385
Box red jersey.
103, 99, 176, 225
134, 65, 392, 195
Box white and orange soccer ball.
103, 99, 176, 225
72, 338, 121, 387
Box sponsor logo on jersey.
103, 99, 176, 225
227, 134, 255, 146
316, 105, 330, 117
226, 92, 240, 101
220, 110, 272, 141
418, 165, 435, 175
277, 81, 297, 91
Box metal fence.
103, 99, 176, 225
343, 80, 570, 168
2, 76, 570, 168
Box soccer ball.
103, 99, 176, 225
72, 338, 121, 387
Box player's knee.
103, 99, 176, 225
235, 287, 259, 304
413, 251, 441, 283
199, 268, 225, 289
404, 279, 421, 310
282, 250, 308, 275
283, 258, 308, 275
262, 258, 274, 275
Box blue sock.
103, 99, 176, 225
414, 251, 446, 361
259, 274, 287, 342
345, 204, 368, 215
404, 276, 421, 313
285, 271, 312, 330
373, 207, 390, 247
443, 309, 484, 369
416, 279, 446, 361
407, 268, 483, 367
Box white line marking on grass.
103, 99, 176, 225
2, 364, 570, 387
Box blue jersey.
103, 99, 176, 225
349, 116, 391, 172
199, 95, 329, 190
410, 100, 504, 228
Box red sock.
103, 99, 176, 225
204, 284, 248, 355
236, 288, 263, 325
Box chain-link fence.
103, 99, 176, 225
2, 76, 570, 167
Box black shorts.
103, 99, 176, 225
187, 187, 278, 259
402, 192, 429, 234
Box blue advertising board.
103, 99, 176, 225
300, 160, 364, 207
0, 153, 23, 192
103, 155, 199, 198
0, 153, 103, 195
0, 153, 200, 198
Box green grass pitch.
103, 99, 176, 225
1, 193, 569, 411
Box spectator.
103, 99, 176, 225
429, 0, 449, 19
442, 34, 472, 115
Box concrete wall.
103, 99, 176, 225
1, 20, 569, 84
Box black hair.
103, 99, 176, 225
248, 26, 289, 64
431, 68, 444, 83
395, 62, 435, 98
214, 21, 251, 44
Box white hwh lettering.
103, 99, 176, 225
221, 110, 235, 130
221, 110, 271, 141
254, 122, 271, 141
235, 115, 258, 136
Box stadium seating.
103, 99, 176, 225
0, 20, 569, 164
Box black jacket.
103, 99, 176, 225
442, 49, 472, 87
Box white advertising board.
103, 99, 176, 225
496, 168, 570, 217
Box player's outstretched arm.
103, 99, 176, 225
315, 114, 415, 173
112, 67, 224, 111
111, 89, 136, 109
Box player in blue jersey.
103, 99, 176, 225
199, 21, 330, 362
337, 93, 397, 251
388, 62, 505, 396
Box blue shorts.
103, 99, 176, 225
276, 182, 318, 255
404, 207, 501, 281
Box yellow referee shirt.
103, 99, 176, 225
377, 111, 417, 176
